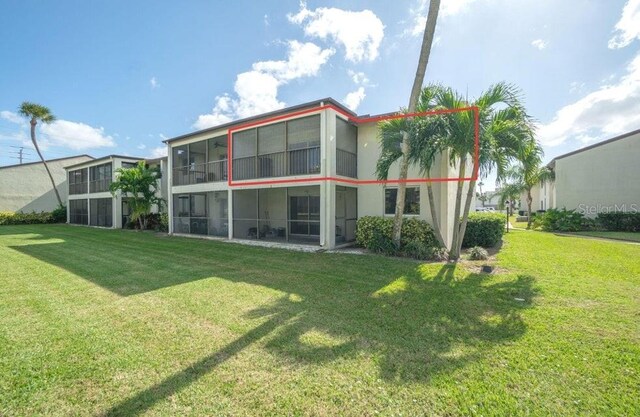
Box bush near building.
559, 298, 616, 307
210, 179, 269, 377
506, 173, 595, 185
461, 212, 505, 248
0, 206, 66, 225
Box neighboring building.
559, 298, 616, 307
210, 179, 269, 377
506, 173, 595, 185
64, 155, 168, 228
164, 98, 471, 249
521, 128, 640, 216
0, 155, 94, 212
476, 188, 501, 209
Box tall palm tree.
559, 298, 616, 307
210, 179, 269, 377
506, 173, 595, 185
391, 0, 441, 247
504, 141, 554, 229
18, 102, 63, 206
376, 86, 447, 247
436, 83, 533, 259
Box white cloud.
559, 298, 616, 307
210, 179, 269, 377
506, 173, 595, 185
347, 70, 369, 85
40, 120, 116, 150
194, 41, 334, 130
343, 87, 366, 111
159, 133, 168, 140
408, 0, 477, 36
137, 143, 146, 150
531, 39, 547, 50
1, 110, 24, 125
150, 76, 158, 89
149, 146, 168, 158
569, 81, 586, 94
609, 0, 640, 49
1, 111, 116, 150
288, 2, 384, 62
264, 14, 270, 26
537, 52, 640, 147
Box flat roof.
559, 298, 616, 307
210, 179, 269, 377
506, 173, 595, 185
0, 154, 93, 170
163, 97, 357, 144
550, 127, 640, 164
64, 154, 145, 170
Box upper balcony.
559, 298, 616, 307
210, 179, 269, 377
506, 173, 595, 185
172, 135, 228, 186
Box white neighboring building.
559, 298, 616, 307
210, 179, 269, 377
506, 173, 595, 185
0, 155, 94, 212
64, 155, 168, 228
522, 128, 640, 216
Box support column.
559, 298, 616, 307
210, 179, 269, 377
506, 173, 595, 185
227, 189, 233, 240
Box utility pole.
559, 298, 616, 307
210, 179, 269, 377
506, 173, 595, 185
8, 146, 32, 164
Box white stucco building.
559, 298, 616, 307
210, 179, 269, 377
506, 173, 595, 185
0, 155, 93, 212
163, 98, 473, 249
64, 155, 168, 228
521, 128, 640, 216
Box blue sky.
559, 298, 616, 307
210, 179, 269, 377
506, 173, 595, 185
1, 0, 639, 189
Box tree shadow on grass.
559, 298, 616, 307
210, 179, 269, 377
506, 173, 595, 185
4, 226, 537, 415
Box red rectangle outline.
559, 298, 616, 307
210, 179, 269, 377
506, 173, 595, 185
227, 104, 479, 187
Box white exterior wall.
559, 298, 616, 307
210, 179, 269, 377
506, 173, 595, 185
0, 155, 93, 212
553, 132, 640, 216
166, 106, 471, 249
66, 156, 145, 228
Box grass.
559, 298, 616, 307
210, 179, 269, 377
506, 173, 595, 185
568, 231, 640, 243
0, 225, 638, 416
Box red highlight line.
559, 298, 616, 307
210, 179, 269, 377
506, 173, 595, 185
226, 103, 479, 187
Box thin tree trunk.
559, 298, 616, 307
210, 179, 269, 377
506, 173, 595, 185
426, 172, 446, 248
391, 0, 441, 247
30, 119, 63, 206
456, 175, 478, 257
527, 189, 533, 229
449, 157, 466, 260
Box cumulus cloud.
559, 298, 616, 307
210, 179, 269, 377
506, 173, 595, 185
194, 40, 334, 130
608, 0, 640, 49
1, 111, 116, 150
531, 39, 547, 50
288, 2, 384, 62
347, 70, 369, 85
0, 110, 24, 125
343, 87, 366, 111
537, 52, 640, 146
149, 146, 168, 158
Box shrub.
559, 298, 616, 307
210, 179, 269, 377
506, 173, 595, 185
533, 208, 585, 232
596, 212, 640, 232
402, 240, 432, 260
51, 205, 67, 223
461, 212, 505, 248
356, 216, 437, 249
0, 211, 60, 225
366, 229, 399, 256
467, 246, 489, 260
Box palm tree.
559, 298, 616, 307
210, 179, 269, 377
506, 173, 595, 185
110, 161, 163, 230
504, 141, 554, 229
391, 0, 441, 247
18, 102, 62, 206
436, 83, 534, 259
376, 85, 448, 248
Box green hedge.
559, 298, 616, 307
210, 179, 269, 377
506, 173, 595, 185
596, 212, 640, 232
356, 216, 437, 249
0, 206, 66, 226
461, 212, 505, 248
533, 208, 595, 232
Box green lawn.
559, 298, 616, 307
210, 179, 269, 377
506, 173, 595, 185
569, 231, 640, 243
1, 225, 638, 416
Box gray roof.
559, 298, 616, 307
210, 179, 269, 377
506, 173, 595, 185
0, 154, 93, 170
163, 97, 357, 144
64, 154, 145, 170
549, 127, 640, 165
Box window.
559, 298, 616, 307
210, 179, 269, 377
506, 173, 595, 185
69, 168, 88, 194
90, 198, 113, 227
89, 163, 112, 192
385, 187, 420, 215
289, 195, 320, 236
287, 115, 320, 150
122, 161, 137, 169
69, 199, 88, 224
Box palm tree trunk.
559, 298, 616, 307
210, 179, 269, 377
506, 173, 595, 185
456, 176, 478, 257
426, 172, 446, 247
449, 157, 466, 260
527, 189, 533, 229
30, 119, 63, 207
391, 0, 441, 247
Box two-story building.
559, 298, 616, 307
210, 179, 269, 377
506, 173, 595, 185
164, 98, 464, 250
65, 155, 168, 228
